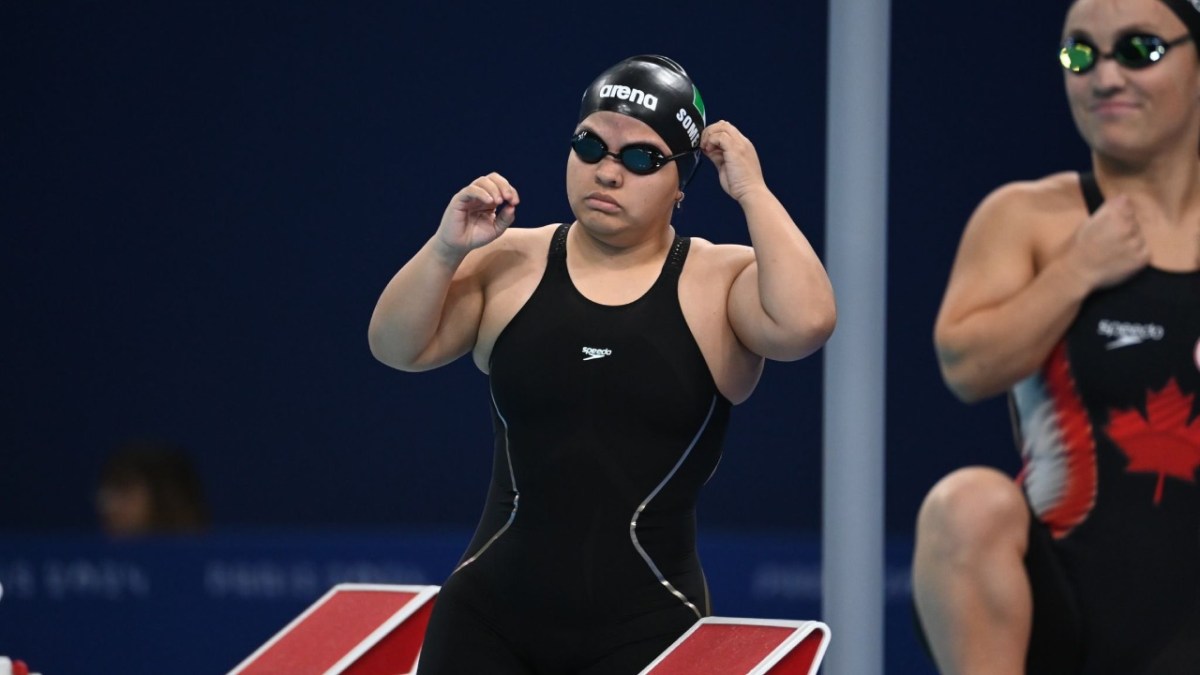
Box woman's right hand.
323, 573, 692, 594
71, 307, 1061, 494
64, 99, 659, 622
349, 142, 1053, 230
435, 172, 520, 259
1063, 194, 1150, 291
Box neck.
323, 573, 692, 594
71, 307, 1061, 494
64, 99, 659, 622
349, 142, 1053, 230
1092, 144, 1200, 224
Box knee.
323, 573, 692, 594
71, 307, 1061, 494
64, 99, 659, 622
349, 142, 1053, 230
917, 467, 1028, 556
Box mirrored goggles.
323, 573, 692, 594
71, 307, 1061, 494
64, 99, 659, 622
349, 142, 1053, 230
1060, 32, 1192, 74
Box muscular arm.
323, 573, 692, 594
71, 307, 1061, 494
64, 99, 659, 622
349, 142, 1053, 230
368, 173, 519, 372
726, 185, 836, 361
702, 121, 835, 361
934, 178, 1147, 402
368, 238, 483, 371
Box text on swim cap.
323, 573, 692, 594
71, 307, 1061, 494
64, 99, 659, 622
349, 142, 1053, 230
676, 109, 700, 146
599, 84, 658, 111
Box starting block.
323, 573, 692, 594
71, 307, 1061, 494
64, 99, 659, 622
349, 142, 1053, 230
640, 617, 831, 675
229, 583, 439, 675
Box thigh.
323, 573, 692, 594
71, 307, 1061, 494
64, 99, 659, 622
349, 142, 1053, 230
1141, 600, 1200, 675
578, 635, 676, 675
578, 605, 696, 675
416, 590, 532, 675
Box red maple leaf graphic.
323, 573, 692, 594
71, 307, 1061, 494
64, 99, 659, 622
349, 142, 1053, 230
1106, 379, 1200, 505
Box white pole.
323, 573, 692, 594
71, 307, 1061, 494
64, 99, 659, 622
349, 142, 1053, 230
822, 0, 889, 672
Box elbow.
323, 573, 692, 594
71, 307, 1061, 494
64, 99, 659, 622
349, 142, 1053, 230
934, 331, 999, 405
367, 328, 399, 369
939, 363, 991, 404
367, 317, 391, 363
811, 287, 838, 352
367, 331, 391, 366
807, 304, 837, 353
772, 303, 837, 361
367, 323, 452, 373
367, 322, 419, 372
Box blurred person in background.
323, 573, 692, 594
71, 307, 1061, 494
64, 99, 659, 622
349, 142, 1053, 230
96, 438, 209, 537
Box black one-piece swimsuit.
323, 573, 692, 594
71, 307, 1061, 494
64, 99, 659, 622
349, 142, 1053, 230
417, 223, 732, 675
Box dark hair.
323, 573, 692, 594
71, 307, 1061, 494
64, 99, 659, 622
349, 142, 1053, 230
100, 439, 209, 533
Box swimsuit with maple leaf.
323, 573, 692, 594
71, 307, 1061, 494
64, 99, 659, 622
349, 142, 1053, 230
1009, 172, 1200, 673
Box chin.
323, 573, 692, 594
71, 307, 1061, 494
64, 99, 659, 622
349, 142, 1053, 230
1083, 126, 1153, 161
575, 214, 625, 236
1091, 141, 1159, 166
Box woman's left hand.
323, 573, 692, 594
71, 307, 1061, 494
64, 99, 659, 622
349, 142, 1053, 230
699, 120, 767, 203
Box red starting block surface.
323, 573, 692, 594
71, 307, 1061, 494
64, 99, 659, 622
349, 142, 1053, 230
229, 583, 439, 675
640, 617, 831, 675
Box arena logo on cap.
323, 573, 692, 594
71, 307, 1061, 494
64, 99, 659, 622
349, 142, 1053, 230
599, 84, 658, 111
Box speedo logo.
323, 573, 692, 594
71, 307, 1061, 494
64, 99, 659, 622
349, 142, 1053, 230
1097, 319, 1165, 350
582, 347, 612, 361
599, 84, 657, 111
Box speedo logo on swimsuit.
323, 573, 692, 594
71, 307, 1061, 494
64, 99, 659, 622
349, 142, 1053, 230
1097, 319, 1165, 350
582, 347, 612, 361
599, 84, 657, 111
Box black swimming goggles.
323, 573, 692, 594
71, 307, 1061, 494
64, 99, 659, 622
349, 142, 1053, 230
1059, 32, 1193, 74
570, 130, 696, 175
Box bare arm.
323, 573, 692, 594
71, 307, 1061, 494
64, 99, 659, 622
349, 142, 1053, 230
703, 121, 836, 361
934, 179, 1148, 402
368, 173, 519, 371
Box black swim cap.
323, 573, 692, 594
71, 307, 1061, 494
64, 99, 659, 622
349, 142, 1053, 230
1160, 0, 1200, 45
578, 55, 707, 186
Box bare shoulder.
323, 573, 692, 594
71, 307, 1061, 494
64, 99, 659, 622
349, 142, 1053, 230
683, 236, 755, 279
479, 223, 559, 256
469, 223, 560, 280
471, 224, 562, 371
984, 171, 1082, 209
967, 172, 1085, 237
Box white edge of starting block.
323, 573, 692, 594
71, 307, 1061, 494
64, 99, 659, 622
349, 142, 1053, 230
227, 583, 439, 675
741, 618, 830, 675
324, 584, 439, 675
638, 617, 832, 675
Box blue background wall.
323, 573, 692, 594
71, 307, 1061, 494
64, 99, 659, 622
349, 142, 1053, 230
3, 1, 1087, 671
